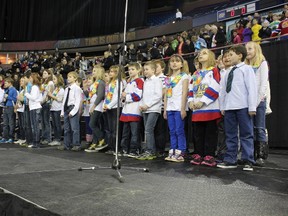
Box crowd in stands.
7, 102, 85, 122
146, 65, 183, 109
0, 6, 285, 170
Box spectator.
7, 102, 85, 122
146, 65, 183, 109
232, 30, 242, 44
253, 12, 262, 24
243, 22, 253, 43
277, 10, 288, 40
251, 18, 262, 42
236, 22, 244, 41
270, 14, 281, 37
259, 20, 272, 40
175, 9, 182, 22
266, 12, 274, 23
191, 35, 207, 52
211, 25, 226, 48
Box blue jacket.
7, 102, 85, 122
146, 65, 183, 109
5, 86, 17, 107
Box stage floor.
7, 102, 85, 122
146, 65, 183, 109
0, 143, 288, 216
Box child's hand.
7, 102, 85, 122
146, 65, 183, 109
221, 110, 225, 116
163, 111, 167, 120
181, 110, 187, 120
194, 101, 204, 109
189, 101, 195, 110
249, 111, 256, 116
139, 105, 148, 111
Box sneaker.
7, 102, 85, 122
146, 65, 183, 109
243, 161, 254, 171
164, 149, 175, 161
48, 141, 61, 146
0, 138, 7, 143
217, 161, 237, 169
20, 142, 29, 147
57, 146, 70, 151
95, 139, 108, 151
28, 144, 39, 148
105, 150, 114, 155
190, 154, 203, 165
41, 140, 49, 145
14, 139, 22, 144
201, 155, 217, 167
84, 143, 99, 153
19, 139, 26, 144
169, 150, 184, 162
136, 152, 156, 160
71, 146, 82, 151
127, 152, 139, 158
5, 139, 14, 144
255, 158, 265, 167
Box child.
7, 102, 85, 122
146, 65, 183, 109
218, 45, 257, 171
137, 61, 162, 160
59, 71, 82, 151
24, 73, 43, 148
48, 74, 65, 146
103, 65, 123, 154
85, 66, 106, 152
41, 69, 54, 145
164, 54, 189, 162
153, 59, 167, 156
14, 77, 26, 145
215, 50, 232, 162
81, 75, 94, 146
0, 77, 17, 143
245, 41, 270, 165
188, 49, 222, 167
119, 62, 144, 157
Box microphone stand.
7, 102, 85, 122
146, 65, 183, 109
78, 0, 149, 183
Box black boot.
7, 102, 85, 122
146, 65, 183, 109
254, 141, 260, 161
255, 141, 269, 166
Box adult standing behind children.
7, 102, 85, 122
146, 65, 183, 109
245, 41, 271, 166
218, 45, 257, 171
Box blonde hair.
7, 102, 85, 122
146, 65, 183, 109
168, 54, 189, 76
128, 62, 142, 71
144, 61, 156, 72
67, 71, 79, 79
198, 48, 216, 68
245, 41, 266, 67
92, 65, 105, 81
109, 65, 125, 82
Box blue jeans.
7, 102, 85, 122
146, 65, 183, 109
51, 111, 62, 142
89, 111, 104, 144
24, 105, 33, 144
2, 106, 15, 140
167, 111, 186, 152
254, 100, 267, 142
224, 108, 255, 164
41, 102, 51, 142
121, 121, 141, 153
143, 113, 159, 154
63, 112, 80, 149
30, 108, 41, 147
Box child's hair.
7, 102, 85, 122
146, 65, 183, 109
42, 69, 53, 84
244, 41, 266, 66
24, 71, 31, 79
193, 56, 202, 70
198, 48, 216, 68
109, 65, 121, 82
92, 65, 105, 81
54, 74, 65, 88
67, 71, 79, 79
167, 54, 187, 76
31, 73, 42, 88
229, 45, 247, 61
144, 61, 156, 72
128, 62, 142, 71
76, 77, 82, 84
4, 77, 14, 85
153, 59, 166, 70
222, 49, 230, 60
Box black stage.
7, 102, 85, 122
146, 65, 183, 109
0, 143, 288, 216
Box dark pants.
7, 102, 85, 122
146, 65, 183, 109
63, 111, 80, 149
24, 105, 33, 144
254, 100, 267, 142
41, 102, 51, 142
121, 121, 141, 153
224, 108, 255, 164
154, 111, 167, 153
84, 116, 92, 135
30, 108, 41, 147
51, 110, 62, 141
216, 117, 226, 159
193, 120, 218, 157
2, 106, 15, 140
89, 111, 104, 144
106, 108, 118, 151
18, 112, 25, 140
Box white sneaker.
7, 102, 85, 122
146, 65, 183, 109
14, 140, 22, 144
19, 139, 26, 144
48, 141, 61, 146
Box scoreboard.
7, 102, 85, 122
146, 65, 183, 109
217, 1, 259, 22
